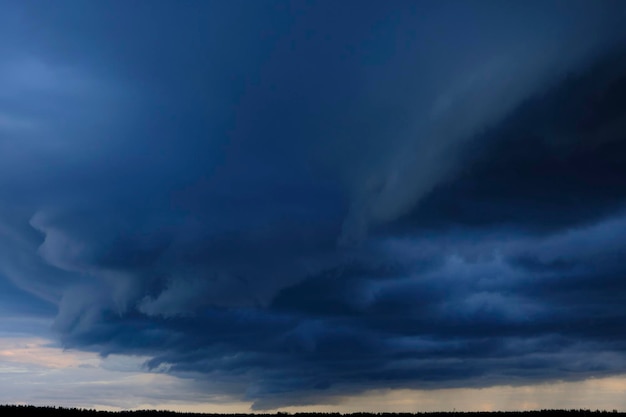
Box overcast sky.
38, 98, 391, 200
2, 0, 626, 412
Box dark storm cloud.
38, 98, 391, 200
2, 0, 626, 410
390, 48, 626, 235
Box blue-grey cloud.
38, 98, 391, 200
1, 0, 626, 410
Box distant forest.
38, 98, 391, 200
1, 406, 624, 417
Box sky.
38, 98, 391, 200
2, 0, 626, 412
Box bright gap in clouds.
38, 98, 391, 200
2, 326, 626, 413
0, 332, 247, 412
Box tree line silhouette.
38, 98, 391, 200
0, 406, 623, 417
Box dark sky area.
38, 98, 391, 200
2, 0, 626, 411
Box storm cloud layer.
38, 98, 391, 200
2, 0, 626, 410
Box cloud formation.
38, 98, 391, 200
1, 0, 626, 410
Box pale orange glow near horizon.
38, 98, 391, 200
1, 336, 626, 413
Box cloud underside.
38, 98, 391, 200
2, 1, 626, 410
32, 48, 626, 409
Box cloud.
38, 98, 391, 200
138, 277, 213, 318
1, 0, 626, 411
387, 57, 626, 236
